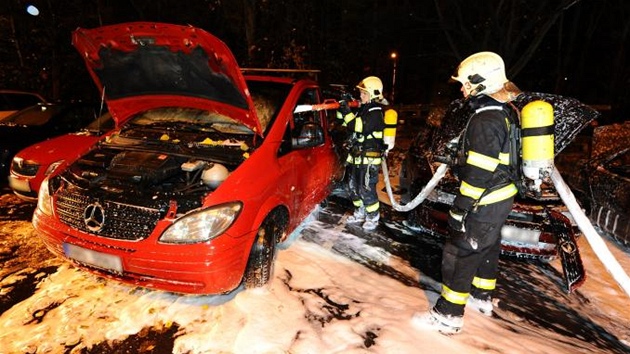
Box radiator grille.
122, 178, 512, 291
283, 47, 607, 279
55, 190, 161, 240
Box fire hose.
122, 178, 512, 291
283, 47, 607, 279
381, 160, 449, 212
550, 167, 630, 297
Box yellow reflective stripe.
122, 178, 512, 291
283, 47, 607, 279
343, 113, 355, 125
365, 201, 379, 213
498, 152, 509, 165
364, 151, 382, 157
467, 150, 499, 172
348, 156, 382, 165
352, 200, 363, 208
441, 284, 469, 305
478, 184, 517, 205
354, 117, 363, 133
460, 181, 485, 200
472, 276, 496, 290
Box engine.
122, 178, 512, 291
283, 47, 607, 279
58, 147, 233, 211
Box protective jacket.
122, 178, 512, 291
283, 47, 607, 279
453, 95, 518, 219
339, 102, 385, 165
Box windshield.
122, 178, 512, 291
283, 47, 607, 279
0, 92, 44, 111
85, 112, 115, 133
246, 80, 292, 135
4, 104, 63, 126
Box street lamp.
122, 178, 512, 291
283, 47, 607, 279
390, 52, 397, 103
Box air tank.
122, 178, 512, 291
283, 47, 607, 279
521, 100, 555, 185
383, 108, 398, 152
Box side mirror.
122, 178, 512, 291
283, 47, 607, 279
292, 122, 324, 149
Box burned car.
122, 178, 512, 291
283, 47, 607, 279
33, 22, 344, 294
563, 121, 630, 246
398, 93, 599, 291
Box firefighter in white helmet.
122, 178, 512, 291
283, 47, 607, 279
337, 76, 387, 230
412, 51, 522, 334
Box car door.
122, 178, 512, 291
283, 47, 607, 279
276, 87, 331, 223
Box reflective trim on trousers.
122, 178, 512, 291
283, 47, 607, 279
441, 284, 469, 305
472, 276, 496, 291
478, 184, 518, 205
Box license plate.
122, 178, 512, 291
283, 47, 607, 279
63, 243, 123, 273
8, 176, 31, 193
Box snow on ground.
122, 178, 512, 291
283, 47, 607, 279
1, 211, 630, 353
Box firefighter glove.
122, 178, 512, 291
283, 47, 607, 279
338, 100, 352, 116
447, 206, 467, 233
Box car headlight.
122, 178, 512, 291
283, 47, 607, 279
45, 160, 64, 176
159, 202, 242, 244
37, 178, 53, 216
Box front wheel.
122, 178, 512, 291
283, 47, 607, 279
243, 209, 288, 289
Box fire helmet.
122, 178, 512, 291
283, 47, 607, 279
356, 76, 384, 100
451, 51, 508, 96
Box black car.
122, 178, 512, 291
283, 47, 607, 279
562, 121, 630, 247
0, 102, 103, 178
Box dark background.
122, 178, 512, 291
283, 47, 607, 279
1, 0, 628, 122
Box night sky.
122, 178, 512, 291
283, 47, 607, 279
1, 0, 628, 122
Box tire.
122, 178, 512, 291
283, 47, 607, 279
243, 209, 288, 289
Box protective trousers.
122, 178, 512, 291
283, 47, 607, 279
434, 197, 513, 317
347, 163, 380, 215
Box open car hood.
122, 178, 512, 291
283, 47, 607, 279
72, 22, 262, 135
433, 92, 600, 159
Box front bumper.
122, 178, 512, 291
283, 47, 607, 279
33, 208, 256, 294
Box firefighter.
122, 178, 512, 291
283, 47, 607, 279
337, 76, 386, 230
412, 52, 522, 334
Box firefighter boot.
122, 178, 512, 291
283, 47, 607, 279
467, 290, 493, 317
411, 308, 463, 335
362, 212, 380, 230
347, 207, 366, 223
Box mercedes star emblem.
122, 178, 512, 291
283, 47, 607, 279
84, 202, 105, 232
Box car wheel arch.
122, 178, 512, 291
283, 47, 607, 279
242, 206, 289, 289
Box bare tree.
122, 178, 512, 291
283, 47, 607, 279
434, 0, 582, 78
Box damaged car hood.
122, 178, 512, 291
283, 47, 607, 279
72, 22, 262, 135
